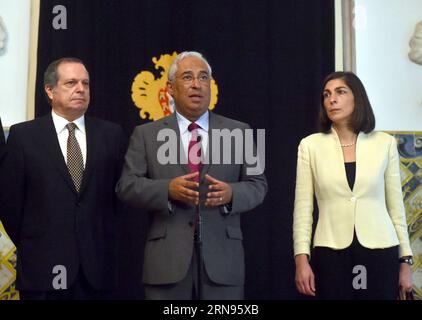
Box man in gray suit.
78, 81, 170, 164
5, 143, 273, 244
116, 51, 267, 300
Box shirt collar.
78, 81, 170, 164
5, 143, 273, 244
175, 110, 209, 134
51, 110, 86, 135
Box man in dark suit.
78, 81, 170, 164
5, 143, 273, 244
0, 118, 4, 143
116, 51, 267, 299
0, 57, 126, 299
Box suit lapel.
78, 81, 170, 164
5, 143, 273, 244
0, 117, 5, 145
37, 114, 77, 194
353, 132, 364, 194
163, 113, 190, 174
78, 117, 97, 195
200, 111, 220, 181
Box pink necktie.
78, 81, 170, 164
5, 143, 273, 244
188, 122, 202, 181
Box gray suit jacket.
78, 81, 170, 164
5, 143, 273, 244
116, 112, 267, 286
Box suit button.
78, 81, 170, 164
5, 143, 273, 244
350, 197, 356, 202
188, 221, 194, 227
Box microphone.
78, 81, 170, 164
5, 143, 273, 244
197, 135, 202, 142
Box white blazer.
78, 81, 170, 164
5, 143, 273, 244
293, 129, 412, 258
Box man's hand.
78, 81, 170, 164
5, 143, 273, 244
169, 172, 200, 205
204, 174, 233, 207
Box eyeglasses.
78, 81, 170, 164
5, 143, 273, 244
175, 73, 211, 84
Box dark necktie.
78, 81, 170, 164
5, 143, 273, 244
187, 122, 202, 181
66, 123, 84, 192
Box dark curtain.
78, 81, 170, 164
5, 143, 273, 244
35, 0, 334, 299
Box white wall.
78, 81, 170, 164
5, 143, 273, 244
335, 0, 344, 71
0, 0, 31, 128
354, 0, 422, 131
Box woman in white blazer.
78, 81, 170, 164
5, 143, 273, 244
293, 71, 413, 300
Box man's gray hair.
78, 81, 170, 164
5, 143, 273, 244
43, 57, 85, 104
168, 51, 212, 81
44, 57, 85, 88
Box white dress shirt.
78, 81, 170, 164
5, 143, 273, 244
51, 110, 87, 167
167, 111, 210, 212
171, 110, 231, 213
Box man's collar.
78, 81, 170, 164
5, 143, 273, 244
175, 110, 209, 134
51, 110, 86, 134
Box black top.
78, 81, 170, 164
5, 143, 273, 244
345, 162, 356, 191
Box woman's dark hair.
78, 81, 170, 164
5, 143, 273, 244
319, 71, 375, 134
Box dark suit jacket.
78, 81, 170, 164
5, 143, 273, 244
0, 118, 5, 161
116, 112, 267, 286
0, 117, 5, 145
0, 113, 126, 291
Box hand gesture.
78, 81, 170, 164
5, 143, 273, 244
204, 174, 233, 207
169, 172, 200, 206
